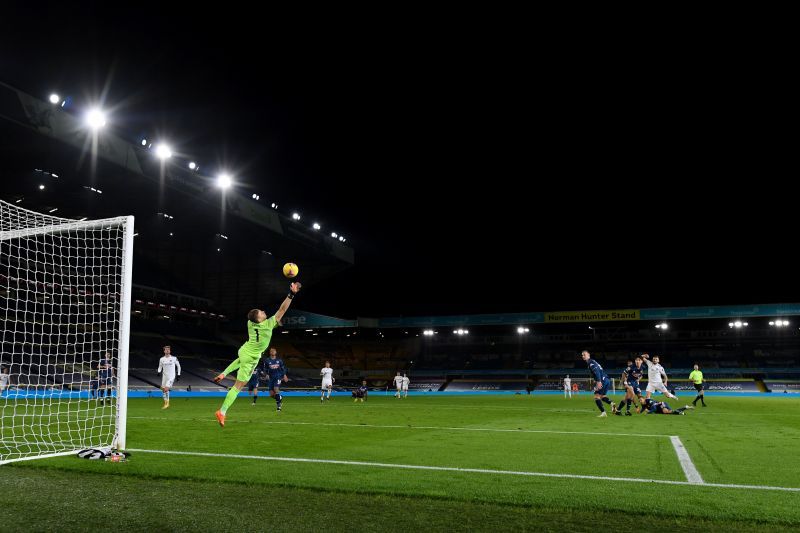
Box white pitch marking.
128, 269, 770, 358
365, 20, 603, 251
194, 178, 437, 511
127, 448, 800, 492
670, 435, 704, 484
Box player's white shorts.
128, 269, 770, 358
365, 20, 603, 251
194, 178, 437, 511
401, 386, 409, 391
321, 379, 333, 389
162, 376, 175, 389
646, 382, 669, 394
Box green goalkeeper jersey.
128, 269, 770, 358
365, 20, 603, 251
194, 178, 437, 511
241, 317, 278, 356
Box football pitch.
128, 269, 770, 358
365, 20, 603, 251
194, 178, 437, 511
2, 394, 800, 531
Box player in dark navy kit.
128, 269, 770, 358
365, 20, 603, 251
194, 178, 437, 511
247, 360, 267, 405
97, 352, 114, 405
641, 398, 693, 415
352, 380, 369, 402
581, 350, 616, 417
616, 355, 646, 416
264, 347, 288, 411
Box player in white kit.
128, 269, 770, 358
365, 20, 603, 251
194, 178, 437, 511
393, 371, 403, 398
157, 345, 181, 409
641, 353, 677, 400
563, 375, 572, 398
401, 373, 410, 398
0, 366, 10, 396
320, 361, 334, 402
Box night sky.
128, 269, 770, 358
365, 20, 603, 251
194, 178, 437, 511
1, 10, 795, 317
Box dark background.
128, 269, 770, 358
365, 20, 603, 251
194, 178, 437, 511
1, 9, 793, 317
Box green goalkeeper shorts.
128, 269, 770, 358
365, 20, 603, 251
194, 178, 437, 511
236, 349, 261, 382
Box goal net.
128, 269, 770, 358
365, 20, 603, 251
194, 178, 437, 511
0, 199, 134, 465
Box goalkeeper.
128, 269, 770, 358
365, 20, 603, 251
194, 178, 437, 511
214, 282, 301, 427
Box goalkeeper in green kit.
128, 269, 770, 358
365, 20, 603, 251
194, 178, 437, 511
214, 282, 301, 427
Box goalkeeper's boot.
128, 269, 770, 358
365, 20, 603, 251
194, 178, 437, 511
215, 410, 225, 427
213, 373, 224, 384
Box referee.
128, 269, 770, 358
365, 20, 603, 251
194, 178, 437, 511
689, 364, 707, 407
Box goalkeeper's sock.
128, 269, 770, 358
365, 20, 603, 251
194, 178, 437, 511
220, 386, 240, 415
595, 399, 605, 412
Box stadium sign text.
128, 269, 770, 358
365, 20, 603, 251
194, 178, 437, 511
544, 309, 640, 323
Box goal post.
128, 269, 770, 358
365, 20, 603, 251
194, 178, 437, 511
0, 199, 134, 465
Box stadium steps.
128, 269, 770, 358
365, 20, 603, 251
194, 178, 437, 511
181, 368, 227, 389
128, 369, 162, 390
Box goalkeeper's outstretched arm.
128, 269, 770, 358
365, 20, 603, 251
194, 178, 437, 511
273, 282, 302, 323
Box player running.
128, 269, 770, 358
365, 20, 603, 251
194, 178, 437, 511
581, 350, 616, 417
264, 348, 289, 412
563, 374, 572, 399
615, 356, 645, 416
393, 371, 403, 398
641, 353, 678, 400
157, 345, 181, 409
213, 282, 300, 426
320, 361, 334, 402
401, 373, 410, 398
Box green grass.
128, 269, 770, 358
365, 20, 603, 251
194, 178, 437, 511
2, 394, 800, 531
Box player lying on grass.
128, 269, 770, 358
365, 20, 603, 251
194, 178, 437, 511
640, 398, 694, 415
213, 282, 301, 426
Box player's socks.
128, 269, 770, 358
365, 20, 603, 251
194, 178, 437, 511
220, 386, 239, 414
626, 399, 632, 411
595, 399, 604, 412
252, 395, 258, 404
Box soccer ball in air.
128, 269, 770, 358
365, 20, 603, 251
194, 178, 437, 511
283, 263, 299, 278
